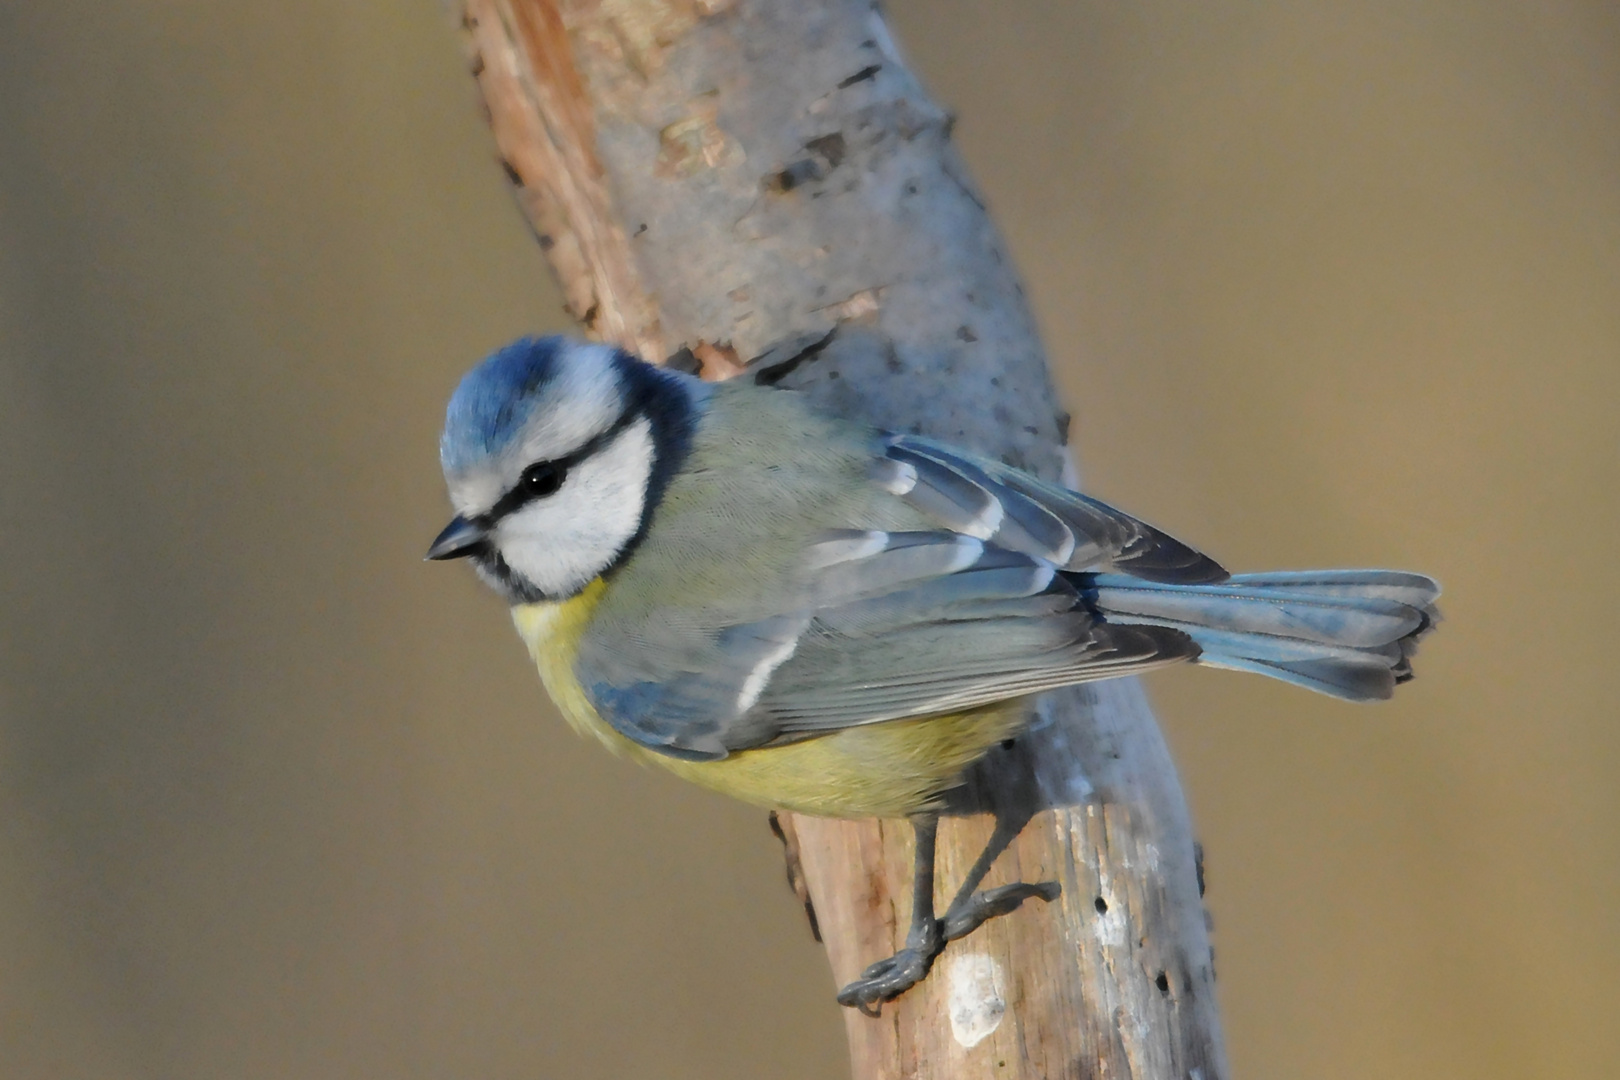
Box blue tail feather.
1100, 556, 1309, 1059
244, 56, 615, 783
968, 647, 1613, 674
1082, 570, 1440, 702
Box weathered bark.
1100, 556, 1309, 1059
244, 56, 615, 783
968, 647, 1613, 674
457, 2, 1227, 1076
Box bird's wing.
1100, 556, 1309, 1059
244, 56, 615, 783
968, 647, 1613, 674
575, 528, 1197, 761
877, 434, 1228, 583
571, 409, 1228, 762
751, 540, 1197, 738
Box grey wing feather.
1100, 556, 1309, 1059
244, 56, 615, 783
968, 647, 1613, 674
580, 612, 810, 760
760, 611, 1192, 733
577, 530, 992, 759
578, 530, 1197, 757
806, 530, 986, 600
882, 435, 1229, 584
748, 542, 1197, 738
813, 547, 1070, 635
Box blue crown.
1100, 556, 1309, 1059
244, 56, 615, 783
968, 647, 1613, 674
440, 336, 569, 472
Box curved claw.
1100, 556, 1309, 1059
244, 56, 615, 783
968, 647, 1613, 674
836, 945, 940, 1016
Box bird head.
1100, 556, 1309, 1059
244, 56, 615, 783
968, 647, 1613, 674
428, 336, 700, 603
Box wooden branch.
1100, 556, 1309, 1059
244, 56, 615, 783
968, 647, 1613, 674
457, 2, 1227, 1076
466, 0, 664, 357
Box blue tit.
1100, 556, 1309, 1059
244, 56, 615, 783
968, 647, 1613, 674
428, 335, 1439, 1012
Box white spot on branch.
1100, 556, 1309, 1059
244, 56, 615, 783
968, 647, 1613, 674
1093, 900, 1127, 947
946, 953, 1006, 1048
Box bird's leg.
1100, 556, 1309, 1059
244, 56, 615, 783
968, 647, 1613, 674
940, 806, 1059, 942
835, 814, 945, 1016
835, 809, 1062, 1015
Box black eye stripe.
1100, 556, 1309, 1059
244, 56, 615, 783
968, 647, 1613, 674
482, 407, 645, 524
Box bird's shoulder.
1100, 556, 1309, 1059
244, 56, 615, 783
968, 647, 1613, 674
606, 382, 927, 611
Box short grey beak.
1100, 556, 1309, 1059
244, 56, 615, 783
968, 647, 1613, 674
425, 515, 488, 561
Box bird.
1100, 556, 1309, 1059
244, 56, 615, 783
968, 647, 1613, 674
427, 334, 1440, 1013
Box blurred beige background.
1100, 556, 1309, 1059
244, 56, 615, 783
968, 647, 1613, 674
1, 1, 1614, 1077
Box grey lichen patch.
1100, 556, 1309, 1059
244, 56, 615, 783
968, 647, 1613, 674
590, 3, 988, 364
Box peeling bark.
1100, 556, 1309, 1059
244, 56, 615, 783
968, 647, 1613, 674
457, 2, 1227, 1076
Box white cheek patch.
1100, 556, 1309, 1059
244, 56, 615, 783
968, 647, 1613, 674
496, 418, 655, 597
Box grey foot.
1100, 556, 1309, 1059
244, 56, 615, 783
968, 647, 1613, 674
836, 940, 943, 1017
942, 880, 1060, 941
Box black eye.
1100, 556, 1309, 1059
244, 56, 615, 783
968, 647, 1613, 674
520, 460, 567, 498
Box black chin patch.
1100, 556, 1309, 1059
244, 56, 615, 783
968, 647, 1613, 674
473, 547, 550, 605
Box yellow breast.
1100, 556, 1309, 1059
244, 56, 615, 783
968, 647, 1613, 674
510, 584, 1027, 818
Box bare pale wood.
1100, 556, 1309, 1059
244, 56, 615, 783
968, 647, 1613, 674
456, 2, 1227, 1076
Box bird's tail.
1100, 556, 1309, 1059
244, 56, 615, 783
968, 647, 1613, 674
1083, 570, 1441, 701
